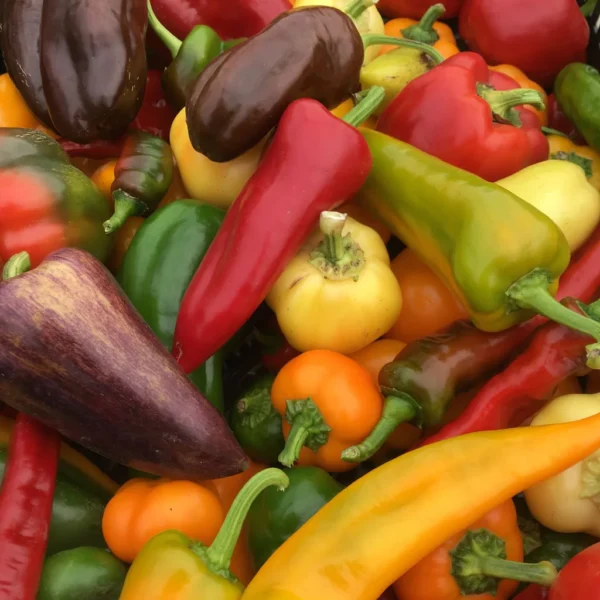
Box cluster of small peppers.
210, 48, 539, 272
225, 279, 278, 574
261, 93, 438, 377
3, 0, 600, 599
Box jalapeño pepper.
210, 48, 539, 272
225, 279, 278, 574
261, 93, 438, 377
117, 199, 226, 412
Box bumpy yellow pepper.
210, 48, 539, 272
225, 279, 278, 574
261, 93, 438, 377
266, 212, 402, 355
548, 134, 600, 192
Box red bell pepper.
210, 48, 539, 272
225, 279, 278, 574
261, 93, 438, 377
459, 0, 590, 88
547, 542, 600, 600
151, 0, 292, 43
547, 93, 586, 144
172, 97, 375, 374
377, 0, 465, 19
515, 585, 549, 600
377, 52, 549, 182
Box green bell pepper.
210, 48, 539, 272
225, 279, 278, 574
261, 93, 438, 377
246, 466, 344, 570
37, 547, 127, 600
229, 374, 284, 465
117, 199, 226, 412
555, 63, 600, 152
525, 530, 598, 571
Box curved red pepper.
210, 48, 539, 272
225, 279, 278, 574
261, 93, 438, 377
151, 0, 292, 42
377, 0, 465, 19
548, 542, 600, 600
172, 99, 372, 374
547, 93, 586, 144
377, 52, 549, 182
0, 415, 60, 600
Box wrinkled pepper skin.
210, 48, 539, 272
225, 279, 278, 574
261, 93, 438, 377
356, 129, 570, 333
40, 0, 148, 143
0, 128, 113, 268
117, 200, 226, 412
37, 547, 127, 600
555, 63, 600, 153
186, 6, 363, 162
246, 466, 343, 570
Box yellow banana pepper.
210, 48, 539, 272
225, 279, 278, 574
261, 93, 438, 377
496, 160, 600, 253
548, 134, 600, 192
119, 469, 289, 600
266, 211, 402, 355
242, 411, 600, 600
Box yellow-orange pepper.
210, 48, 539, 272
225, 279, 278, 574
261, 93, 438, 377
242, 412, 600, 600
548, 134, 600, 193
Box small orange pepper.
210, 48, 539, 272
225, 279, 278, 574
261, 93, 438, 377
272, 350, 383, 472
331, 98, 378, 129
393, 500, 556, 600
337, 200, 392, 243
106, 217, 146, 273
489, 65, 548, 126
385, 249, 469, 343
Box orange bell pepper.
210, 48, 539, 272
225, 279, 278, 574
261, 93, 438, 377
380, 5, 460, 60
393, 500, 556, 600
489, 65, 548, 127
272, 349, 383, 472
547, 134, 600, 193
385, 248, 469, 343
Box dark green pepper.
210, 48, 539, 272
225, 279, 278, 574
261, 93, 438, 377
147, 0, 245, 111
103, 131, 174, 235
525, 531, 598, 571
555, 63, 600, 152
246, 466, 343, 570
0, 449, 107, 556
229, 373, 284, 465
117, 199, 226, 412
37, 547, 127, 600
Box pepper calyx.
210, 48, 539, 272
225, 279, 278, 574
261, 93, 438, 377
104, 190, 144, 235
477, 83, 546, 128
551, 151, 594, 179
400, 3, 445, 45
234, 375, 277, 431
580, 454, 600, 504
2, 251, 32, 281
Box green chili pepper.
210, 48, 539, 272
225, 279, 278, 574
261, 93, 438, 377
555, 63, 600, 152
147, 0, 245, 111
246, 466, 344, 570
229, 374, 284, 465
37, 547, 127, 600
117, 199, 226, 412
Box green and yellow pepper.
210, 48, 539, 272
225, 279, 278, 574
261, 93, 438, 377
548, 134, 600, 193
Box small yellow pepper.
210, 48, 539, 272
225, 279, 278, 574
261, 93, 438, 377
548, 134, 600, 192
119, 469, 289, 600
242, 411, 600, 600
266, 211, 402, 355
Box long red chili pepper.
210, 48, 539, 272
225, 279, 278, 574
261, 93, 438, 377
0, 414, 60, 600
172, 97, 374, 374
419, 226, 600, 448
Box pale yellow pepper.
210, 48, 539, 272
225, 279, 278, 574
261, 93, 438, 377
266, 211, 402, 355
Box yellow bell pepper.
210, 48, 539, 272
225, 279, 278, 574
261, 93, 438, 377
119, 469, 289, 600
242, 411, 600, 600
170, 108, 267, 209
548, 134, 600, 193
496, 160, 600, 253
266, 211, 402, 355
524, 392, 600, 538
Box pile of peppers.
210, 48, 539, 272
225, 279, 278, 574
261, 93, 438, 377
4, 0, 600, 598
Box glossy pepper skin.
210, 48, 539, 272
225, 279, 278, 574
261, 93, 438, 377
0, 128, 113, 269
0, 73, 54, 134
459, 0, 589, 88
117, 200, 226, 412
151, 0, 291, 42
39, 0, 148, 143
246, 466, 343, 570
554, 63, 600, 153
547, 93, 585, 144
242, 407, 600, 600
186, 6, 363, 162
173, 99, 372, 374
37, 547, 127, 600
548, 542, 600, 599
377, 52, 549, 182
377, 0, 464, 19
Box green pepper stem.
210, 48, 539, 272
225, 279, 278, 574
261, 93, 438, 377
477, 84, 546, 127
342, 86, 385, 128
147, 0, 182, 57
475, 557, 557, 586
205, 469, 289, 571
400, 3, 445, 44
581, 0, 598, 17
2, 251, 31, 281
542, 126, 569, 138
551, 150, 594, 178
278, 420, 310, 467
345, 0, 377, 20
341, 395, 419, 463
362, 34, 444, 65
104, 191, 140, 235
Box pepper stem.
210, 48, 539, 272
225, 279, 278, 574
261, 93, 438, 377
507, 269, 600, 369
203, 469, 289, 573
541, 126, 569, 138
400, 3, 445, 44
309, 212, 366, 281
476, 83, 546, 128
551, 151, 593, 178
450, 529, 557, 595
345, 0, 377, 20
147, 0, 182, 57
342, 86, 385, 128
277, 398, 331, 467
2, 251, 31, 281
581, 0, 598, 17
104, 191, 141, 235
341, 395, 421, 463
362, 34, 444, 64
